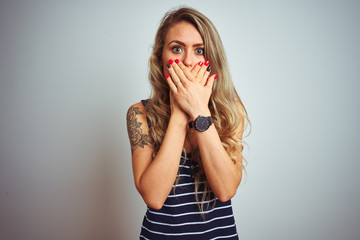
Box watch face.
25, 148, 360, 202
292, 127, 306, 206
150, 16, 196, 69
195, 116, 210, 132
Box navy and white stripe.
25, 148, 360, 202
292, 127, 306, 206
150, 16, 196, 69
139, 153, 239, 240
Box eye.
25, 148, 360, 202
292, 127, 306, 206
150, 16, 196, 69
195, 48, 204, 55
172, 46, 183, 53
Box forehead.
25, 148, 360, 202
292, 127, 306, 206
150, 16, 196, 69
165, 21, 203, 44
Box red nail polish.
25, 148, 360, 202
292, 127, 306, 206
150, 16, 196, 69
165, 74, 169, 78
169, 59, 173, 64
175, 59, 179, 64
214, 74, 218, 79
205, 61, 210, 66
198, 61, 203, 66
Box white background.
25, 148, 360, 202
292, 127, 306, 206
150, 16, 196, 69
1, 0, 359, 239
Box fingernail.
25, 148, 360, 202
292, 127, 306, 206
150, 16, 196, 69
214, 74, 218, 79
205, 61, 210, 66
167, 63, 171, 68
198, 61, 203, 66
165, 74, 169, 78
207, 66, 211, 72
169, 59, 173, 64
175, 59, 179, 64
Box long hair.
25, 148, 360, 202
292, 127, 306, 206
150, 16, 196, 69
145, 7, 250, 215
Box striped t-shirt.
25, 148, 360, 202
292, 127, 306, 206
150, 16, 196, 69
139, 153, 239, 240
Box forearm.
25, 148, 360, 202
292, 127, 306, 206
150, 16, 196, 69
195, 125, 242, 202
139, 116, 187, 209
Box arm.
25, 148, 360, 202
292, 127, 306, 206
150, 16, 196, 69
191, 108, 244, 202
126, 100, 187, 210
167, 60, 244, 202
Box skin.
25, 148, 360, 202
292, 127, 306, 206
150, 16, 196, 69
127, 21, 243, 210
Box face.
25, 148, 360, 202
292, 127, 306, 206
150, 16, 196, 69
162, 21, 205, 74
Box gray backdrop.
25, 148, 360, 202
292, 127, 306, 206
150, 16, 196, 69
1, 0, 359, 239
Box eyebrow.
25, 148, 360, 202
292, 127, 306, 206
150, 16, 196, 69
168, 40, 204, 47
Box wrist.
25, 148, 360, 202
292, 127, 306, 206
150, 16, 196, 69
169, 114, 188, 128
189, 115, 214, 132
189, 109, 211, 121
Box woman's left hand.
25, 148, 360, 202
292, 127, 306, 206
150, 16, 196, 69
166, 59, 218, 120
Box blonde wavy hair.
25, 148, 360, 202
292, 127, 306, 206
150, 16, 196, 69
145, 7, 250, 215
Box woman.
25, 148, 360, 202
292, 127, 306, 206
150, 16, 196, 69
127, 7, 250, 240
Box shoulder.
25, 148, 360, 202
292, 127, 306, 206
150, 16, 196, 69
127, 101, 145, 116
127, 99, 150, 115
126, 101, 152, 154
126, 101, 149, 131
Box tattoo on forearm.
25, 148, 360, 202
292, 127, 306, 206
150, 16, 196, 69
126, 106, 152, 154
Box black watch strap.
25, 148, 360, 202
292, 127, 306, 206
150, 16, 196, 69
189, 116, 213, 131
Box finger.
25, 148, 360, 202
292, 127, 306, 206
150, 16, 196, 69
200, 65, 211, 86
169, 90, 175, 104
168, 60, 185, 90
172, 59, 191, 86
190, 61, 204, 79
165, 73, 177, 93
205, 73, 218, 89
197, 60, 210, 81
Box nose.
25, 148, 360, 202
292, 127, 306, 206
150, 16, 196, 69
182, 51, 195, 68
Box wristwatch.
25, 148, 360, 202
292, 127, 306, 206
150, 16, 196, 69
188, 116, 213, 132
